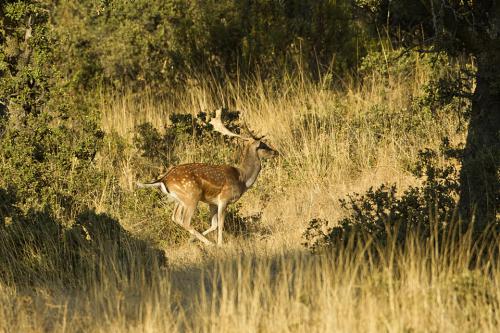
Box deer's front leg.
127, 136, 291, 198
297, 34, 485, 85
217, 202, 227, 246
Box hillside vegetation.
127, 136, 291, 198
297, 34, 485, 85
1, 1, 498, 332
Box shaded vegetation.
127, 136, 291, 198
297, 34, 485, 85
0, 1, 499, 331
133, 109, 241, 167
0, 189, 165, 289
49, 0, 366, 91
362, 0, 500, 234
304, 148, 499, 254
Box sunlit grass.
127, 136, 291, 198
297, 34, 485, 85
0, 59, 479, 332
1, 227, 498, 332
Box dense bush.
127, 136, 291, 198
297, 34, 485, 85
0, 2, 158, 287
134, 109, 241, 168
52, 0, 365, 91
197, 202, 265, 240
303, 149, 462, 252
0, 1, 104, 218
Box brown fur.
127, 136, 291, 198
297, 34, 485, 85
162, 163, 245, 205
139, 109, 278, 245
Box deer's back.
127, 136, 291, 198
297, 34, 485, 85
164, 163, 242, 203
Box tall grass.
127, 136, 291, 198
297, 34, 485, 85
0, 226, 498, 332
1, 56, 480, 332
96, 55, 463, 245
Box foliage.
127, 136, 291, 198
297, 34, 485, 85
359, 47, 474, 115
133, 109, 241, 167
195, 202, 264, 240
358, 47, 421, 79
0, 1, 104, 218
358, 0, 500, 230
50, 0, 365, 91
303, 149, 461, 252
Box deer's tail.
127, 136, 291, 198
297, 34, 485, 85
136, 179, 170, 194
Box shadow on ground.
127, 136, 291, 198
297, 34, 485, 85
1, 185, 307, 330
166, 244, 310, 321
0, 186, 166, 289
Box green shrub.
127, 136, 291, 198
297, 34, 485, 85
194, 202, 264, 241
303, 149, 461, 252
51, 0, 364, 91
133, 109, 241, 167
0, 1, 104, 218
417, 66, 474, 122
118, 187, 187, 247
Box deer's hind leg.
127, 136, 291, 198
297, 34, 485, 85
177, 200, 213, 245
202, 204, 218, 237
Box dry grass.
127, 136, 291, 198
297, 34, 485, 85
2, 60, 491, 333
97, 60, 463, 246
1, 232, 498, 332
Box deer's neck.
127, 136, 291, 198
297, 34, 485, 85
238, 145, 261, 189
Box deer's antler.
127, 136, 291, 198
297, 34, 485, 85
209, 108, 267, 142
209, 108, 250, 140
242, 121, 265, 141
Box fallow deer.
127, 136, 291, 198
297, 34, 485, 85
137, 108, 277, 246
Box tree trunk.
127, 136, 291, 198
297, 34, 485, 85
458, 49, 500, 229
